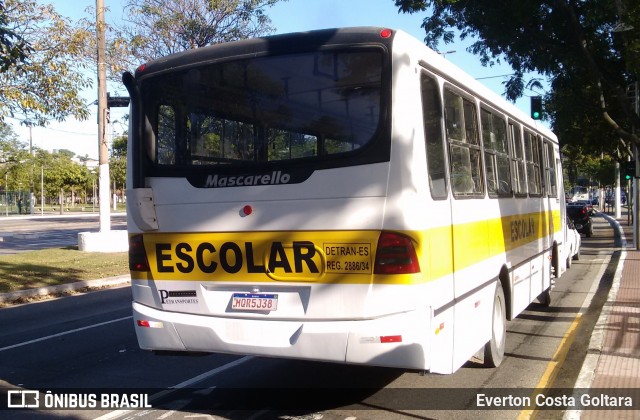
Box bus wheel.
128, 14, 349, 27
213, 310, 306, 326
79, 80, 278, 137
552, 246, 560, 278
484, 284, 506, 368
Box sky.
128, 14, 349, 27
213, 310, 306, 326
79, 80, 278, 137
8, 0, 547, 159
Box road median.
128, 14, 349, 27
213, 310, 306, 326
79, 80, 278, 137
0, 247, 129, 306
0, 274, 131, 305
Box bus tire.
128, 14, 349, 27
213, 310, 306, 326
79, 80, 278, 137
552, 245, 560, 279
484, 283, 506, 368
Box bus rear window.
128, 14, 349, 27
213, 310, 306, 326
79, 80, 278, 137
142, 50, 384, 166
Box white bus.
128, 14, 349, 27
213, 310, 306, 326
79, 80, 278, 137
123, 27, 567, 374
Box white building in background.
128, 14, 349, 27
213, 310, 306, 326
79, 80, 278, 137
72, 156, 99, 171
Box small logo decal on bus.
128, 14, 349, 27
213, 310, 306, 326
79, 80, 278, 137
204, 171, 291, 188
510, 216, 536, 243
159, 289, 198, 304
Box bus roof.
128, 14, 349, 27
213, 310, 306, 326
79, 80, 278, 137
134, 27, 393, 78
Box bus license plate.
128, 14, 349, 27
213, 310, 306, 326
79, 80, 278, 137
231, 293, 278, 311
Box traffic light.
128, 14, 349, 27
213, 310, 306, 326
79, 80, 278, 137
623, 160, 636, 181
531, 96, 543, 120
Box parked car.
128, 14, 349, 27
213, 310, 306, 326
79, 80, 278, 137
565, 216, 581, 269
567, 202, 593, 237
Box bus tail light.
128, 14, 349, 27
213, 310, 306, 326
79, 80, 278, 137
137, 320, 163, 328
129, 234, 150, 272
374, 231, 420, 274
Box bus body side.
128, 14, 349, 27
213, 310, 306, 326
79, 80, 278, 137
125, 27, 564, 374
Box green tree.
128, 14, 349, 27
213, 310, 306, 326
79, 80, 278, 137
104, 0, 283, 80
111, 135, 128, 159
0, 0, 93, 125
40, 150, 90, 213
110, 134, 127, 201
1, 128, 99, 211
0, 121, 20, 161
395, 0, 640, 153
0, 123, 30, 191
56, 149, 76, 159
0, 0, 30, 72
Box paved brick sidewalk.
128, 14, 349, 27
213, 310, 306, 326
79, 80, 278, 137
579, 216, 640, 419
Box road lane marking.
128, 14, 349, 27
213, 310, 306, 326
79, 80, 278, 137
516, 313, 583, 420
163, 355, 253, 390
93, 356, 253, 420
0, 316, 132, 352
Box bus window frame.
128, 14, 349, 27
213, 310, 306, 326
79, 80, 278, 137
136, 45, 395, 182
523, 129, 543, 197
508, 120, 528, 198
480, 104, 512, 198
420, 71, 449, 201
543, 138, 558, 198
443, 84, 485, 199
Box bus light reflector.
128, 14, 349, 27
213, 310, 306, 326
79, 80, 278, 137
129, 234, 150, 272
374, 231, 420, 274
380, 28, 392, 38
137, 320, 163, 328
380, 335, 402, 343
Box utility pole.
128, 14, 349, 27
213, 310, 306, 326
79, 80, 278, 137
96, 0, 110, 233
29, 124, 35, 215
634, 81, 639, 250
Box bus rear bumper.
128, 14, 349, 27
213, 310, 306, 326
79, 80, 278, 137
132, 302, 430, 370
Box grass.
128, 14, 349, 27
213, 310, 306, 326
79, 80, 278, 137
0, 247, 129, 294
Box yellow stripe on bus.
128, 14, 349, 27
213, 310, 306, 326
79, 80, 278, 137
131, 210, 561, 285
449, 210, 561, 272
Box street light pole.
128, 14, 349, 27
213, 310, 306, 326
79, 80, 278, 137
634, 81, 639, 250
40, 166, 44, 216
96, 0, 110, 233
29, 124, 35, 215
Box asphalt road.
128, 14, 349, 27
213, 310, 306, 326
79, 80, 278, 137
0, 213, 621, 420
0, 214, 127, 254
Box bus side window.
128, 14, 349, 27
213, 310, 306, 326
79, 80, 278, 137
544, 140, 558, 197
481, 107, 511, 197
444, 88, 483, 196
509, 122, 527, 196
157, 105, 177, 164
524, 130, 542, 196
420, 73, 447, 199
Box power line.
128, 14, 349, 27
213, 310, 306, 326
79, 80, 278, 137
475, 73, 516, 80
475, 73, 547, 97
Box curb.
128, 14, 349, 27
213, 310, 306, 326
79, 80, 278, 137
0, 212, 126, 221
0, 274, 131, 304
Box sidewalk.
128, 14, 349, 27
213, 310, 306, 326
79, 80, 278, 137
570, 211, 640, 419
